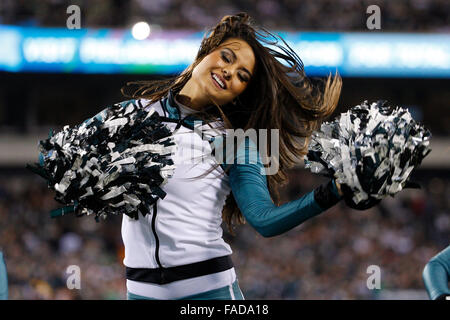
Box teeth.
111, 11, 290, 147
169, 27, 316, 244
212, 74, 225, 89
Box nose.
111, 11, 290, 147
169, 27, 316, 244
222, 68, 231, 81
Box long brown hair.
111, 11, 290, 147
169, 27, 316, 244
121, 13, 342, 234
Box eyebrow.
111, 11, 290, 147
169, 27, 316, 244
224, 48, 253, 78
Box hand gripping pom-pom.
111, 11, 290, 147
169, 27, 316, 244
27, 101, 177, 221
304, 100, 431, 210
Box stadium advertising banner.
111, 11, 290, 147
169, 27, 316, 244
0, 25, 449, 77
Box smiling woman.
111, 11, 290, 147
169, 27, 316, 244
123, 12, 343, 234
33, 12, 345, 300
179, 38, 256, 108
118, 13, 345, 300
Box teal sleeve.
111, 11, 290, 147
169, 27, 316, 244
423, 245, 450, 300
0, 252, 8, 300
224, 136, 339, 237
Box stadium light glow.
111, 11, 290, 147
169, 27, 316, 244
131, 22, 151, 40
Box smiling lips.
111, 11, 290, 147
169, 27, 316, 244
211, 72, 227, 90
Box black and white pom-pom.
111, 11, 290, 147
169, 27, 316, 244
304, 100, 431, 209
27, 101, 177, 221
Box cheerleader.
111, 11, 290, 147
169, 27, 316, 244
39, 12, 346, 300
423, 245, 450, 300
119, 12, 345, 300
0, 251, 7, 300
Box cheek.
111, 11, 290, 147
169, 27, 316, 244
192, 59, 218, 84
192, 58, 210, 77
191, 64, 204, 80
197, 55, 220, 72
232, 80, 248, 96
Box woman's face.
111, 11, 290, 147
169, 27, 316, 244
190, 38, 256, 107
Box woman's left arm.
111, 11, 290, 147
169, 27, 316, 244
226, 137, 343, 237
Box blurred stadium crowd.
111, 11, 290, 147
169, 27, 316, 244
0, 169, 448, 299
0, 0, 449, 32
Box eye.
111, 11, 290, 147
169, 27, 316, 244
221, 51, 231, 63
238, 73, 249, 82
